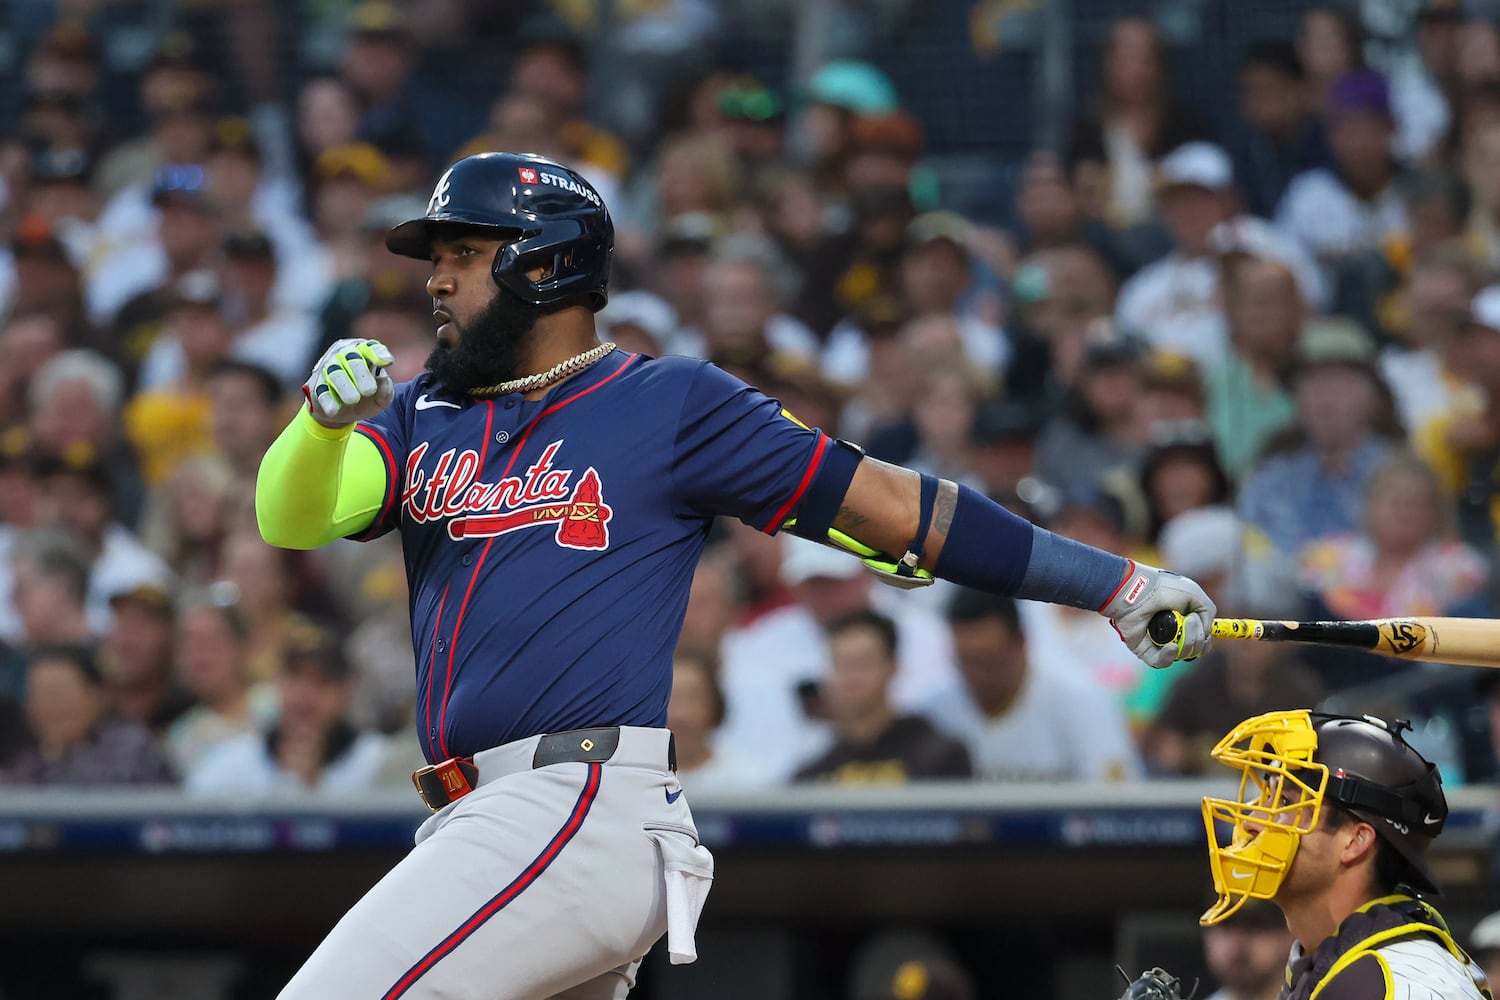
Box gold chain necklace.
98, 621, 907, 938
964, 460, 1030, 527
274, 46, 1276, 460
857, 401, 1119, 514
468, 342, 617, 398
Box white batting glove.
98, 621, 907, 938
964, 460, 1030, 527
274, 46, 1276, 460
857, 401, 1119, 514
303, 338, 395, 427
1099, 560, 1215, 668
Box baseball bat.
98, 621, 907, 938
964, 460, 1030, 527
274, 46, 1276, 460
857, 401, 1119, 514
1146, 610, 1500, 669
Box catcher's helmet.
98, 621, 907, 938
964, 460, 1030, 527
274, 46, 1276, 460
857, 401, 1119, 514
387, 152, 613, 311
1201, 710, 1447, 925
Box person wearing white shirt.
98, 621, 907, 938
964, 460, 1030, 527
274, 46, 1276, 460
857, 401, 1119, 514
666, 649, 775, 794
925, 588, 1142, 782
1275, 70, 1408, 279
1116, 142, 1237, 370
186, 621, 388, 796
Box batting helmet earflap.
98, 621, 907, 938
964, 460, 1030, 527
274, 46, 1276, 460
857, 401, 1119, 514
387, 152, 614, 311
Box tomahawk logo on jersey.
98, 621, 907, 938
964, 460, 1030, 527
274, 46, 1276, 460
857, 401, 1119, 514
349, 350, 840, 764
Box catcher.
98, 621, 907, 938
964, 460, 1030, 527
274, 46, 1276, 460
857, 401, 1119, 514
1130, 709, 1493, 999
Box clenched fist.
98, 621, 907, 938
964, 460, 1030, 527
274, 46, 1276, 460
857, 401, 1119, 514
303, 339, 396, 427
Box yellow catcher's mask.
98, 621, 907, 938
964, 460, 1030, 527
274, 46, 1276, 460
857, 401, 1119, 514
1200, 709, 1449, 926
1200, 709, 1326, 926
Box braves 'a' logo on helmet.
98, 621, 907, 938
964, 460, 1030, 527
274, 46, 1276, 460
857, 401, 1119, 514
427, 167, 455, 215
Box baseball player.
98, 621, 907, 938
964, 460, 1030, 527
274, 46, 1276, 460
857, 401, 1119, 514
1197, 709, 1492, 999
254, 151, 1215, 1000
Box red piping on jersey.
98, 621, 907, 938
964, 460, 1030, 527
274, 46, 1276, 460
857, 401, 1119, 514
422, 584, 450, 761
764, 431, 830, 534
380, 762, 603, 999
352, 424, 400, 540
432, 353, 640, 758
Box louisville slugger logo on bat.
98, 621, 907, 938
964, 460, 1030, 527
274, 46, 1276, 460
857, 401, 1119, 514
1377, 620, 1427, 656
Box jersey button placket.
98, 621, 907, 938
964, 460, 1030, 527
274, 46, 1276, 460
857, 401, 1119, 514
435, 638, 447, 653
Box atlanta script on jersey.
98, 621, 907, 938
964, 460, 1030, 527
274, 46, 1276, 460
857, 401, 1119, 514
351, 350, 847, 763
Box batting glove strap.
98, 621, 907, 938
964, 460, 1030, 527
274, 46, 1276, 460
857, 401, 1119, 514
1099, 560, 1216, 668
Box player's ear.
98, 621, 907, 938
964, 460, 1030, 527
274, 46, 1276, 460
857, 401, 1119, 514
1337, 821, 1379, 868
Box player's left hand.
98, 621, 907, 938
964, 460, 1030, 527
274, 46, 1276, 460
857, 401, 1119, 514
1114, 967, 1189, 1000
1099, 560, 1214, 668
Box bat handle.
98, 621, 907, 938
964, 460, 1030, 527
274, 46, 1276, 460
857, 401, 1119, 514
1147, 610, 1184, 647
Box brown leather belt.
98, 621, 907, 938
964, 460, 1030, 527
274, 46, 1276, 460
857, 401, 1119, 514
412, 727, 677, 811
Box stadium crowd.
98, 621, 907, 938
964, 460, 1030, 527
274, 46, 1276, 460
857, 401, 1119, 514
5, 0, 1500, 806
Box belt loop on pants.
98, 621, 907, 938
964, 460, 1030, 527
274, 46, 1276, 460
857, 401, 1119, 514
412, 726, 677, 811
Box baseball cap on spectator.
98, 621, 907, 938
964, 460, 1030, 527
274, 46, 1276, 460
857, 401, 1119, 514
907, 211, 976, 257
781, 535, 865, 587
314, 143, 392, 189
1328, 69, 1392, 120
656, 211, 720, 258
1466, 285, 1500, 333
348, 1, 406, 41
719, 77, 784, 123
37, 20, 102, 65
171, 269, 222, 309
108, 582, 175, 620
11, 212, 70, 262
1293, 316, 1377, 373
807, 60, 899, 115
152, 164, 211, 210
282, 617, 353, 681
1210, 215, 1327, 310
850, 111, 925, 162
1470, 910, 1500, 955
0, 426, 34, 471
1140, 349, 1204, 399
210, 116, 262, 162
223, 231, 275, 262
850, 929, 974, 1000
32, 447, 111, 494
30, 147, 92, 186
1155, 142, 1234, 194
599, 290, 678, 352
970, 399, 1045, 446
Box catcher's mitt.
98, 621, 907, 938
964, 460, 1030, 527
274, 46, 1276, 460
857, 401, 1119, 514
1114, 967, 1194, 1000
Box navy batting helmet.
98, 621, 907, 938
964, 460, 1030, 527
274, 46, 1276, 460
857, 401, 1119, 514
387, 152, 613, 311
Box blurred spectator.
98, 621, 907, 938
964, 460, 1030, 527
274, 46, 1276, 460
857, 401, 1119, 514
1388, 3, 1459, 167
206, 360, 284, 487
1294, 7, 1366, 117
687, 233, 818, 371
798, 59, 900, 199
215, 230, 319, 386
1015, 245, 1120, 391
597, 289, 680, 359
1380, 248, 1479, 434
505, 33, 628, 183
966, 400, 1050, 505
0, 313, 68, 430
0, 530, 95, 695
341, 539, 415, 736
903, 357, 994, 488
307, 143, 397, 297
30, 452, 169, 634
1228, 41, 1331, 220
125, 272, 230, 484
93, 34, 217, 199
1035, 334, 1145, 498
185, 618, 387, 796
27, 147, 103, 258
0, 428, 39, 531
667, 646, 772, 793
10, 213, 89, 342
1010, 149, 1121, 267
1201, 899, 1295, 1000
1116, 142, 1236, 369
1067, 17, 1210, 234
339, 4, 425, 156
793, 610, 971, 784
1275, 70, 1408, 281
0, 689, 23, 769
1298, 452, 1487, 620
1238, 319, 1396, 554
99, 583, 190, 733
1205, 253, 1305, 479
849, 929, 979, 1000
22, 23, 103, 108
1469, 910, 1500, 989
927, 590, 1142, 782
138, 453, 241, 586
899, 213, 1008, 366
3, 645, 174, 787
1148, 638, 1322, 777
312, 193, 432, 354
296, 77, 362, 181
1139, 432, 1232, 556
1415, 284, 1500, 548
1156, 506, 1293, 617
164, 590, 278, 776
221, 528, 316, 684
1461, 117, 1500, 271
718, 77, 786, 169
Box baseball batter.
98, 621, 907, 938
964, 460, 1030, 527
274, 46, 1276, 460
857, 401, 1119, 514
255, 151, 1216, 1000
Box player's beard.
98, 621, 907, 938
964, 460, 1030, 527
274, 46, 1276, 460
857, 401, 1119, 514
425, 286, 546, 393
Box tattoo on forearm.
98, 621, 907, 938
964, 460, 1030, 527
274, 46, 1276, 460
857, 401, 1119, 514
834, 506, 869, 530
931, 481, 959, 538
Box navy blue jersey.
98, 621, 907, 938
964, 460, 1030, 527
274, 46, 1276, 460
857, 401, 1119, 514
352, 351, 838, 762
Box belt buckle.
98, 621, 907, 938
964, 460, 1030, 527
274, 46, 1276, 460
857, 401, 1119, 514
412, 757, 478, 812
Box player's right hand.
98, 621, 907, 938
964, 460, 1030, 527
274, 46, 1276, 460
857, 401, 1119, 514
303, 338, 395, 427
1099, 560, 1215, 668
